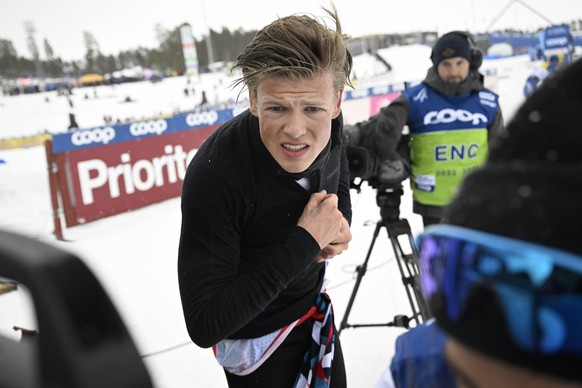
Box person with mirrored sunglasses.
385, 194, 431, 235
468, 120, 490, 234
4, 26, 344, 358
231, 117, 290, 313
417, 57, 582, 387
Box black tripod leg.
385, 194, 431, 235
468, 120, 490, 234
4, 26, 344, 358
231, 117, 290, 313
338, 221, 382, 336
406, 233, 432, 320
389, 233, 422, 325
386, 219, 430, 324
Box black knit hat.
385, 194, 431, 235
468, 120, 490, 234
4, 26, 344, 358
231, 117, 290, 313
449, 56, 582, 253
431, 32, 472, 67
437, 58, 582, 382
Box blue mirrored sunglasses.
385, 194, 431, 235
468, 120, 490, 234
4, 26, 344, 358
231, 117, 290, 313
417, 224, 582, 355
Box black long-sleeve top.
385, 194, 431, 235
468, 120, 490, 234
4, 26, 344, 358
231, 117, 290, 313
178, 110, 352, 348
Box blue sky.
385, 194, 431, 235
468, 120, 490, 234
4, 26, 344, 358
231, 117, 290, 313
2, 0, 582, 61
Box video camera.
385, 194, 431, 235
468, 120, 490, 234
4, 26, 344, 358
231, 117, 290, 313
338, 123, 431, 334
343, 122, 410, 192
343, 121, 411, 223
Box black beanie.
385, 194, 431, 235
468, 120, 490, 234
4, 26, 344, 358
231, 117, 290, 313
431, 32, 472, 67
449, 56, 582, 252
438, 57, 582, 382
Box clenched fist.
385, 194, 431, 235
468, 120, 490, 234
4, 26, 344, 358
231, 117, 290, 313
297, 190, 351, 262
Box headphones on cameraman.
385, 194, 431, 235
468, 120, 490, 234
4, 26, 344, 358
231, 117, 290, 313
430, 31, 483, 70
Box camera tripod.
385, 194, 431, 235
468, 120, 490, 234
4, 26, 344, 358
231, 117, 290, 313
338, 187, 431, 336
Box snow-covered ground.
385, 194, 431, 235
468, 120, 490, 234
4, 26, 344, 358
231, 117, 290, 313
0, 71, 242, 140
0, 47, 534, 387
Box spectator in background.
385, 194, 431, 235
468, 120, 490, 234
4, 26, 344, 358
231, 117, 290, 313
418, 57, 582, 387
178, 5, 352, 387
344, 31, 504, 227
523, 65, 549, 98
523, 54, 564, 98
546, 54, 562, 73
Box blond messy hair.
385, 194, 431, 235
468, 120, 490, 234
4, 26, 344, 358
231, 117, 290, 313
232, 4, 353, 97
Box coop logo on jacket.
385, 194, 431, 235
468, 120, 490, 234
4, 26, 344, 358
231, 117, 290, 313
423, 109, 488, 126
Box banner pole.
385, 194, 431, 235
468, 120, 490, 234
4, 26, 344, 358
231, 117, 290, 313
44, 140, 65, 241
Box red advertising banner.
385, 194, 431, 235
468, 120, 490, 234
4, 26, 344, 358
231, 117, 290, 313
55, 125, 218, 227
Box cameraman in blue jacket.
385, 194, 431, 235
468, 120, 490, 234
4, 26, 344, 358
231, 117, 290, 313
346, 32, 504, 226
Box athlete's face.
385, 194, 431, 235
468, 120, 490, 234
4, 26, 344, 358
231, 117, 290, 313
437, 57, 471, 85
249, 72, 343, 173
